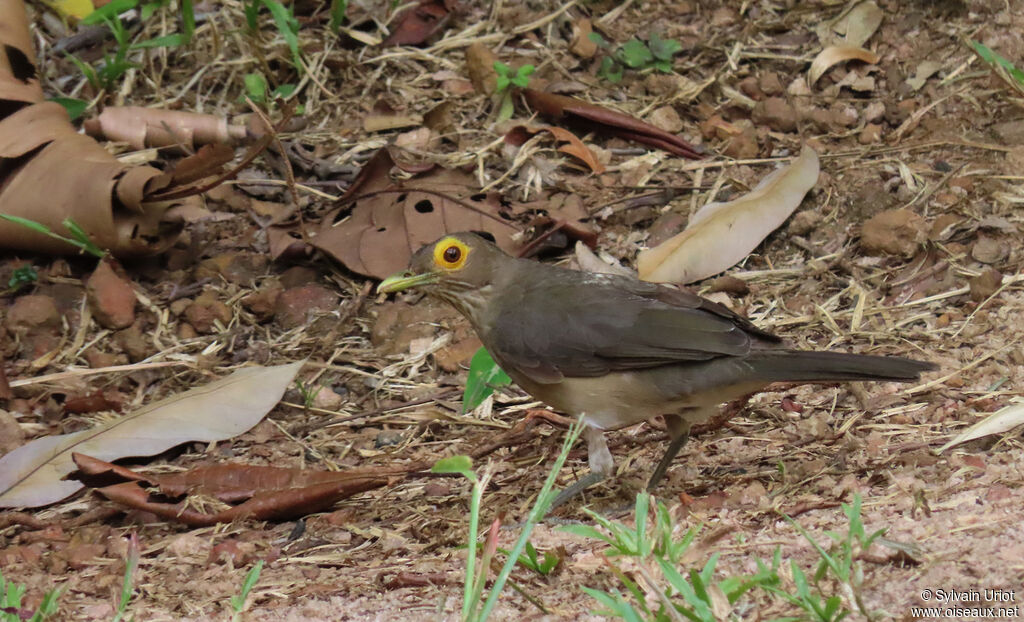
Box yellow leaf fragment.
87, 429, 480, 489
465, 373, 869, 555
637, 146, 820, 284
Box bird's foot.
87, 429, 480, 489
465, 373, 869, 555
548, 471, 606, 513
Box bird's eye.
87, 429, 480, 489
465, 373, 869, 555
443, 245, 461, 264
433, 237, 470, 269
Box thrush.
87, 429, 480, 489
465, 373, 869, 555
378, 232, 936, 505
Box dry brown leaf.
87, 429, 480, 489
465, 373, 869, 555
939, 398, 1024, 452
0, 362, 302, 508
569, 18, 598, 58
0, 3, 200, 257
637, 146, 820, 283
380, 0, 456, 47
808, 46, 880, 87
312, 148, 519, 279
71, 454, 412, 525
82, 107, 247, 151
464, 43, 498, 95
505, 124, 605, 173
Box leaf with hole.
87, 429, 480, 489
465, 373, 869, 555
312, 148, 520, 279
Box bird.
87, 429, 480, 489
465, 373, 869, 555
377, 232, 936, 506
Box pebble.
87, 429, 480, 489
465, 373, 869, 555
860, 209, 927, 257
274, 284, 339, 329
752, 97, 798, 132
85, 260, 137, 330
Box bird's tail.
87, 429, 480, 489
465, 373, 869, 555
746, 350, 936, 383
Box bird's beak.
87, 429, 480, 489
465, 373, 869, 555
377, 270, 440, 294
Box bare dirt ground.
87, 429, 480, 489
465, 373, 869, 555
2, 0, 1024, 620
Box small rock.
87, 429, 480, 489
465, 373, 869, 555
5, 295, 59, 333
177, 323, 198, 340
241, 283, 283, 321
371, 299, 459, 355
929, 214, 961, 241
85, 260, 137, 330
185, 291, 232, 334
863, 101, 885, 123
752, 97, 797, 132
858, 123, 883, 144
710, 6, 736, 25
991, 119, 1024, 145
971, 235, 1008, 265
423, 482, 451, 497
722, 128, 759, 159
114, 323, 152, 362
830, 104, 858, 127
969, 269, 1002, 302
759, 72, 784, 96
787, 210, 821, 236
311, 385, 344, 411
375, 430, 403, 448
738, 76, 763, 100
194, 253, 267, 286
860, 209, 927, 257
433, 334, 483, 372
279, 266, 319, 289
275, 285, 338, 328
706, 275, 749, 296
169, 299, 191, 316
647, 105, 684, 133
0, 410, 24, 454
84, 348, 119, 368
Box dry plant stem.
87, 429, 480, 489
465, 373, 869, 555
8, 361, 189, 388
246, 96, 298, 205
149, 103, 297, 202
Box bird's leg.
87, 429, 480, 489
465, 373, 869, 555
549, 425, 613, 511
646, 414, 691, 491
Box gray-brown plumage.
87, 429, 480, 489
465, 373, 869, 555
379, 232, 936, 505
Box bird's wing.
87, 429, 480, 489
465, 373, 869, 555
487, 271, 781, 384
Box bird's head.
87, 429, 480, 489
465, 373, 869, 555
377, 232, 506, 316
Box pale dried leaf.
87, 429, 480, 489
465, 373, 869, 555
939, 398, 1024, 452
0, 363, 302, 508
808, 46, 880, 86
574, 241, 634, 277
906, 60, 943, 91
838, 1, 883, 47
637, 146, 819, 283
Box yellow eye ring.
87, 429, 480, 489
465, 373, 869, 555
433, 237, 470, 270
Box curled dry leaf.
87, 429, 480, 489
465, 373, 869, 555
522, 89, 703, 159
808, 46, 880, 87
939, 398, 1024, 452
381, 0, 456, 47
0, 363, 302, 508
637, 146, 820, 284
0, 3, 203, 257
82, 107, 247, 151
71, 454, 413, 526
505, 124, 605, 173
312, 148, 519, 279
